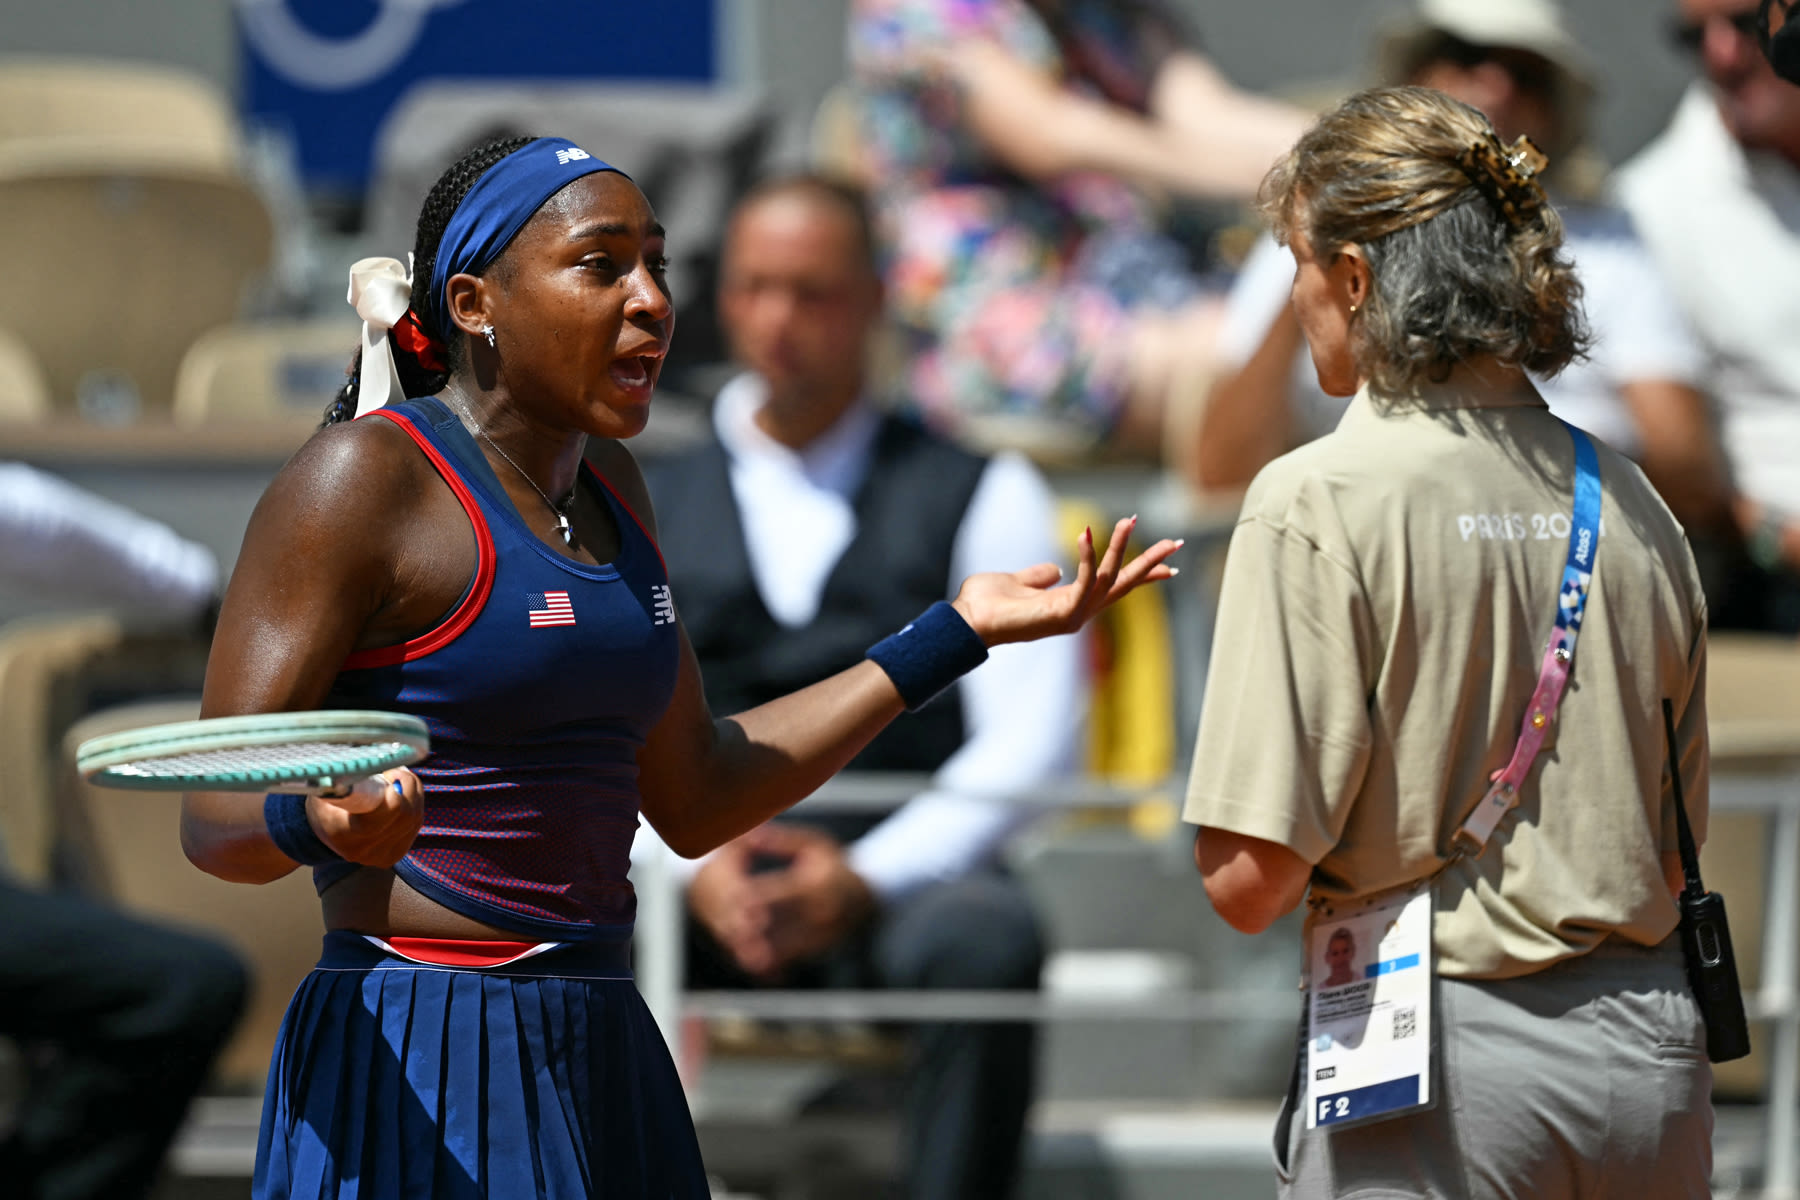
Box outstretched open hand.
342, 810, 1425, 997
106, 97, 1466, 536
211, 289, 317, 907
951, 516, 1181, 647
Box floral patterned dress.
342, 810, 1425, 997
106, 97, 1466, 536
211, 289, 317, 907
850, 0, 1203, 444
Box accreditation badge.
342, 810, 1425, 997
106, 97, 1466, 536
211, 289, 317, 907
1303, 885, 1434, 1130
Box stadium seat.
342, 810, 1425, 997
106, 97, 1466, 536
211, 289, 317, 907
0, 141, 273, 419
0, 326, 51, 423
0, 615, 125, 883
59, 699, 324, 1090
0, 57, 239, 170
172, 319, 358, 425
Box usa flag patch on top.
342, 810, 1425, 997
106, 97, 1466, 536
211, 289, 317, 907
526, 591, 576, 628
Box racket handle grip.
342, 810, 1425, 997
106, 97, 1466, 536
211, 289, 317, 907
315, 773, 402, 815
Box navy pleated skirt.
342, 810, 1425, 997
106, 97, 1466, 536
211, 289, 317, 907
254, 931, 709, 1199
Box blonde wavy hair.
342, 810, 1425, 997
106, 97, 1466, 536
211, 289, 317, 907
1260, 86, 1590, 397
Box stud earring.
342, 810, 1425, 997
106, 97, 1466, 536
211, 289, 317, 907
1348, 303, 1360, 316
482, 323, 496, 349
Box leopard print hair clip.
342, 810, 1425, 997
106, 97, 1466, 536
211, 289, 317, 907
1455, 134, 1550, 230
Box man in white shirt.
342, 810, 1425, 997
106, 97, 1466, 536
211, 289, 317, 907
642, 175, 1082, 1200
1618, 0, 1800, 631
1201, 0, 1739, 582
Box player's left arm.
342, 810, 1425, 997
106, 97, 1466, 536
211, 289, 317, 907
845, 452, 1082, 900
592, 438, 1177, 859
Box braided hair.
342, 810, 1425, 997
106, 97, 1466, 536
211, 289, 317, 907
323, 135, 536, 426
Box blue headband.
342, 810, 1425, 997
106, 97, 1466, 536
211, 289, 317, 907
417, 137, 625, 344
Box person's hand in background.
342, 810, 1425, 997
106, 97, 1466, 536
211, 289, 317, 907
689, 823, 875, 979
741, 824, 874, 976
688, 835, 770, 971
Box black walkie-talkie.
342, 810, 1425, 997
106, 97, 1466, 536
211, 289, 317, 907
1663, 698, 1752, 1063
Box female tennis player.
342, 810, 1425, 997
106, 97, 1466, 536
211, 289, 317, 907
180, 135, 1178, 1199
1185, 89, 1712, 1196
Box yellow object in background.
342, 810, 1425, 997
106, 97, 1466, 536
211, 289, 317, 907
1058, 499, 1176, 787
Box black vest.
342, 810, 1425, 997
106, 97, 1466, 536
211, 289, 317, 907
644, 415, 988, 832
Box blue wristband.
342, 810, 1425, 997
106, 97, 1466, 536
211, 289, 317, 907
866, 601, 990, 712
264, 792, 343, 866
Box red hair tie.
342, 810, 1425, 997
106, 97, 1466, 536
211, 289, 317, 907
392, 309, 447, 373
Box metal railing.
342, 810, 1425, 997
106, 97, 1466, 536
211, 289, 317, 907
631, 773, 1182, 1042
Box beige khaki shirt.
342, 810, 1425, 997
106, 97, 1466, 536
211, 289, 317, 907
1184, 384, 1709, 980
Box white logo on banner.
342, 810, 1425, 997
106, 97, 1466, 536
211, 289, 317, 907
555, 148, 592, 165
237, 0, 471, 92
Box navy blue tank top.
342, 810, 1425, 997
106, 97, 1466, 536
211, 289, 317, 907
318, 396, 680, 937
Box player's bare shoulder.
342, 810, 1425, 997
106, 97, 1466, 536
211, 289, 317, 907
295, 413, 433, 497
244, 414, 439, 567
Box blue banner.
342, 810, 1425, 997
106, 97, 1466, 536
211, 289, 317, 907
238, 0, 716, 192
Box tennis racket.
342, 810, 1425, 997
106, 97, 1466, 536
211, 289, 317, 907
76, 710, 430, 794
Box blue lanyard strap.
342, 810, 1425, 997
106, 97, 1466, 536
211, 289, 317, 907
1453, 422, 1601, 855
1555, 425, 1602, 647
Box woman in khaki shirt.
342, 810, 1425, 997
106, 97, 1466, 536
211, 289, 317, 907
1186, 87, 1712, 1198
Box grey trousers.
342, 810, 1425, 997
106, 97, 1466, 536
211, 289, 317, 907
1276, 935, 1714, 1199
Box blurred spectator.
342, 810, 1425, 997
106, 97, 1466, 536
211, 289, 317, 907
846, 0, 1308, 482
0, 463, 219, 626
1618, 0, 1800, 632
0, 884, 247, 1200
642, 175, 1083, 1200
1764, 0, 1800, 84
1199, 0, 1736, 555
0, 466, 243, 1199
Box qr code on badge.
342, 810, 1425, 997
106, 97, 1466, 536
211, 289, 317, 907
1393, 1006, 1418, 1040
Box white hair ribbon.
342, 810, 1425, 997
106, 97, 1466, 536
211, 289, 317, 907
347, 255, 414, 418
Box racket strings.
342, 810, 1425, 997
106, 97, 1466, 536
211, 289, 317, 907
110, 740, 416, 781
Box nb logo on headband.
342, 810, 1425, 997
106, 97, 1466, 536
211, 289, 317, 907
555, 147, 592, 165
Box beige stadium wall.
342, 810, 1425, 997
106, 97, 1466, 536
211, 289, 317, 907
0, 0, 235, 92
